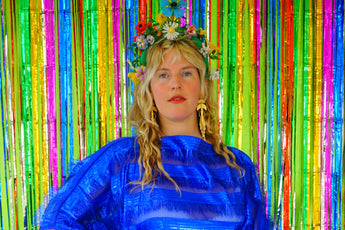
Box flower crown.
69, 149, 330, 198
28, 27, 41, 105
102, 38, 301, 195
127, 0, 221, 84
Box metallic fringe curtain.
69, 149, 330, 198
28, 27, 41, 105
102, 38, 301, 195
0, 0, 344, 229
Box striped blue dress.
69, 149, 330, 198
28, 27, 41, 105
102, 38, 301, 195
41, 136, 269, 229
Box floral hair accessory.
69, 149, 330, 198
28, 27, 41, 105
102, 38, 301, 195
127, 0, 221, 84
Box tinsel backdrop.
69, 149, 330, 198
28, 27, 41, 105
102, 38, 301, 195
0, 0, 343, 229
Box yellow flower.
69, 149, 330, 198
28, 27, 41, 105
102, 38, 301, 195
199, 28, 207, 35
128, 72, 141, 84
156, 13, 167, 25
209, 42, 218, 52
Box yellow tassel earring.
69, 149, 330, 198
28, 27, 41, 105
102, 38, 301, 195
197, 99, 207, 140
151, 105, 158, 123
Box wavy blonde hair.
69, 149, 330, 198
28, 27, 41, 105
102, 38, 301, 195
129, 39, 242, 191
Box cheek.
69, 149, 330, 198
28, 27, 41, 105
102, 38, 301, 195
151, 83, 163, 102
189, 83, 201, 98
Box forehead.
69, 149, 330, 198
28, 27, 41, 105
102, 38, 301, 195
160, 49, 191, 67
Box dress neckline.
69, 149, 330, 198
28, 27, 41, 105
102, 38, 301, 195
160, 135, 213, 153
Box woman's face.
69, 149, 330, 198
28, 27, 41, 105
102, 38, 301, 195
150, 50, 201, 127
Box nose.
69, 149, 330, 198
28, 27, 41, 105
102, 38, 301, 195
171, 73, 181, 90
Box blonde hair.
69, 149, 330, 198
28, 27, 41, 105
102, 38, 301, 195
129, 39, 242, 191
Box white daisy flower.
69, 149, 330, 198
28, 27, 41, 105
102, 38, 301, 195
163, 22, 179, 40
199, 43, 211, 58
147, 35, 155, 45
136, 35, 148, 50
209, 69, 220, 80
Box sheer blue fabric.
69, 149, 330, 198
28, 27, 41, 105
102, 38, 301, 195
41, 136, 269, 229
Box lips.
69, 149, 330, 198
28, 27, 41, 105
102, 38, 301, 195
168, 95, 186, 103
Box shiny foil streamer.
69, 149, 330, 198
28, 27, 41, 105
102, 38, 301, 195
113, 0, 120, 139
321, 0, 334, 227
302, 1, 310, 228
92, 0, 99, 152
98, 0, 106, 147
281, 0, 294, 227
70, 0, 80, 163
44, 0, 58, 190
257, 0, 265, 188
227, 0, 237, 147
266, 0, 273, 220
200, 0, 205, 35
139, 0, 146, 22
5, 2, 17, 229
242, 0, 251, 159
107, 0, 114, 142
306, 0, 313, 227
29, 0, 40, 214
0, 1, 10, 227
59, 0, 71, 184
82, 0, 92, 156
236, 0, 244, 149
54, 0, 62, 189
13, 1, 26, 226
0, 1, 345, 229
208, 0, 218, 129
219, 0, 225, 139
220, 0, 229, 143
255, 0, 261, 172
293, 0, 308, 226
333, 0, 344, 227
313, 0, 323, 227
125, 0, 137, 136
21, 1, 35, 226
274, 0, 281, 223
65, 0, 74, 173
107, 0, 113, 142
248, 0, 256, 162
40, 0, 50, 204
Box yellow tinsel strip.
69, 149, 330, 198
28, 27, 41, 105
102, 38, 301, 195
98, 0, 107, 147
248, 0, 257, 163
107, 0, 115, 142
236, 0, 244, 149
313, 0, 323, 227
30, 0, 40, 212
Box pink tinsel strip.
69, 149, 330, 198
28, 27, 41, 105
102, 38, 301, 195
322, 0, 334, 227
113, 0, 120, 138
255, 0, 261, 181
44, 0, 58, 190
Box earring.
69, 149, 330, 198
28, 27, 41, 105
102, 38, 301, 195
151, 105, 158, 123
197, 99, 207, 140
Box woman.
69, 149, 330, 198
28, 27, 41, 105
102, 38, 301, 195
41, 6, 269, 230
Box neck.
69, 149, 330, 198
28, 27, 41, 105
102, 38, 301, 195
158, 115, 202, 139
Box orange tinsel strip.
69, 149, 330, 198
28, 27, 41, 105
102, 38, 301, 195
139, 0, 147, 22
282, 0, 294, 228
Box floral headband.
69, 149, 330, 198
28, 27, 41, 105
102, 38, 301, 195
127, 0, 221, 84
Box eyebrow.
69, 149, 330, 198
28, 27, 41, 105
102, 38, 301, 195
156, 65, 197, 72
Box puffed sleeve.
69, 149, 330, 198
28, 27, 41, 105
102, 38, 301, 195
40, 137, 135, 230
229, 147, 271, 229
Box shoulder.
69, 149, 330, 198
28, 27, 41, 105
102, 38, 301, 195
227, 147, 256, 172
94, 136, 137, 159
226, 147, 259, 188
69, 136, 138, 177
101, 136, 138, 157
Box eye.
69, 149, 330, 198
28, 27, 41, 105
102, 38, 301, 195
183, 72, 191, 77
159, 73, 169, 78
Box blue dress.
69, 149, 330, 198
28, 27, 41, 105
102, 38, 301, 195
41, 136, 269, 229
